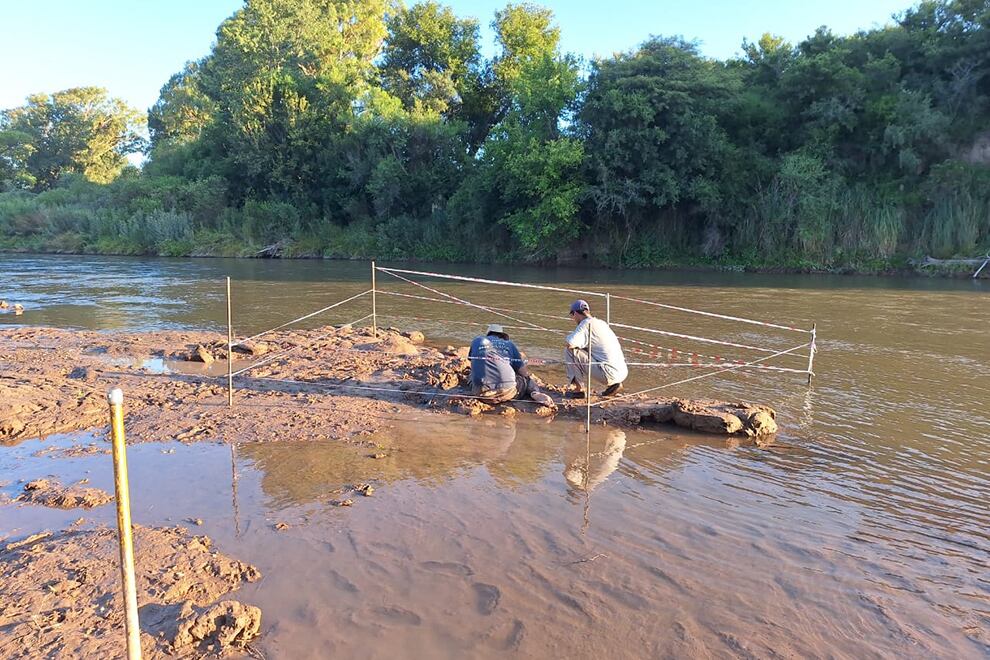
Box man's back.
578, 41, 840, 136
469, 335, 522, 392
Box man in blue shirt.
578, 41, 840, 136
468, 324, 555, 408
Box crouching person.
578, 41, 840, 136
469, 324, 555, 408
564, 300, 628, 397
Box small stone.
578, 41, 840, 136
191, 345, 214, 365
370, 453, 387, 459
402, 330, 425, 344
232, 340, 269, 356
747, 410, 778, 436
187, 518, 204, 526
274, 522, 289, 531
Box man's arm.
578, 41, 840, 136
511, 343, 530, 377
565, 319, 589, 349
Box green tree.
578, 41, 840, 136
198, 0, 389, 198
580, 38, 739, 243
492, 2, 560, 84
379, 2, 481, 117
465, 3, 585, 254
0, 88, 145, 190
148, 60, 216, 148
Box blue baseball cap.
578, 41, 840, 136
569, 299, 590, 314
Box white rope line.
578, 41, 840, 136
591, 342, 811, 408
623, 362, 809, 373
236, 289, 371, 345
611, 321, 807, 358
380, 285, 803, 359
377, 266, 608, 299
244, 375, 548, 405
381, 270, 551, 333
378, 289, 571, 325
230, 335, 799, 371
375, 313, 801, 371
620, 335, 739, 364
609, 294, 809, 333
378, 266, 810, 333
378, 311, 566, 335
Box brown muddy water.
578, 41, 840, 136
1, 254, 989, 658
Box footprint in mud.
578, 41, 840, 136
327, 568, 359, 594
486, 619, 525, 651
372, 606, 422, 626
472, 583, 500, 616
420, 560, 474, 578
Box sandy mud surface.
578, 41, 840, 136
1, 325, 776, 447
17, 479, 112, 509
0, 525, 260, 658
0, 323, 780, 658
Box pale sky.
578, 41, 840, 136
0, 0, 913, 113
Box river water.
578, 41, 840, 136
1, 254, 988, 658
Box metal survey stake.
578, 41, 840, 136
107, 388, 143, 660
226, 276, 234, 407
806, 323, 817, 385
371, 260, 377, 337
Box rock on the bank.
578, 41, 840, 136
601, 398, 778, 436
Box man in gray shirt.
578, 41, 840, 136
564, 299, 628, 397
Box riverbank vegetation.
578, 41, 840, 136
1, 0, 988, 272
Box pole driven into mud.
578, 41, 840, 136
806, 323, 817, 386
226, 277, 234, 407
586, 320, 594, 432
107, 388, 143, 660
371, 261, 378, 337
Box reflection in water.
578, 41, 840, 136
563, 429, 627, 496
2, 253, 989, 656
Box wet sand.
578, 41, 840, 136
2, 421, 986, 659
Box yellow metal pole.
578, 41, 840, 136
226, 277, 233, 407
108, 388, 143, 660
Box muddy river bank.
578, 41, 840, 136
1, 254, 988, 658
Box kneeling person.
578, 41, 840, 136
469, 324, 554, 407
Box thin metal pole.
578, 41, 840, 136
107, 388, 143, 660
806, 323, 817, 386
586, 357, 593, 432
974, 256, 989, 279
230, 442, 240, 537
371, 260, 377, 337
226, 277, 233, 407
586, 316, 594, 432
606, 293, 611, 324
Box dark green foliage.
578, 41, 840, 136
1, 0, 989, 269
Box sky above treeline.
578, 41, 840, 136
1, 0, 912, 113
